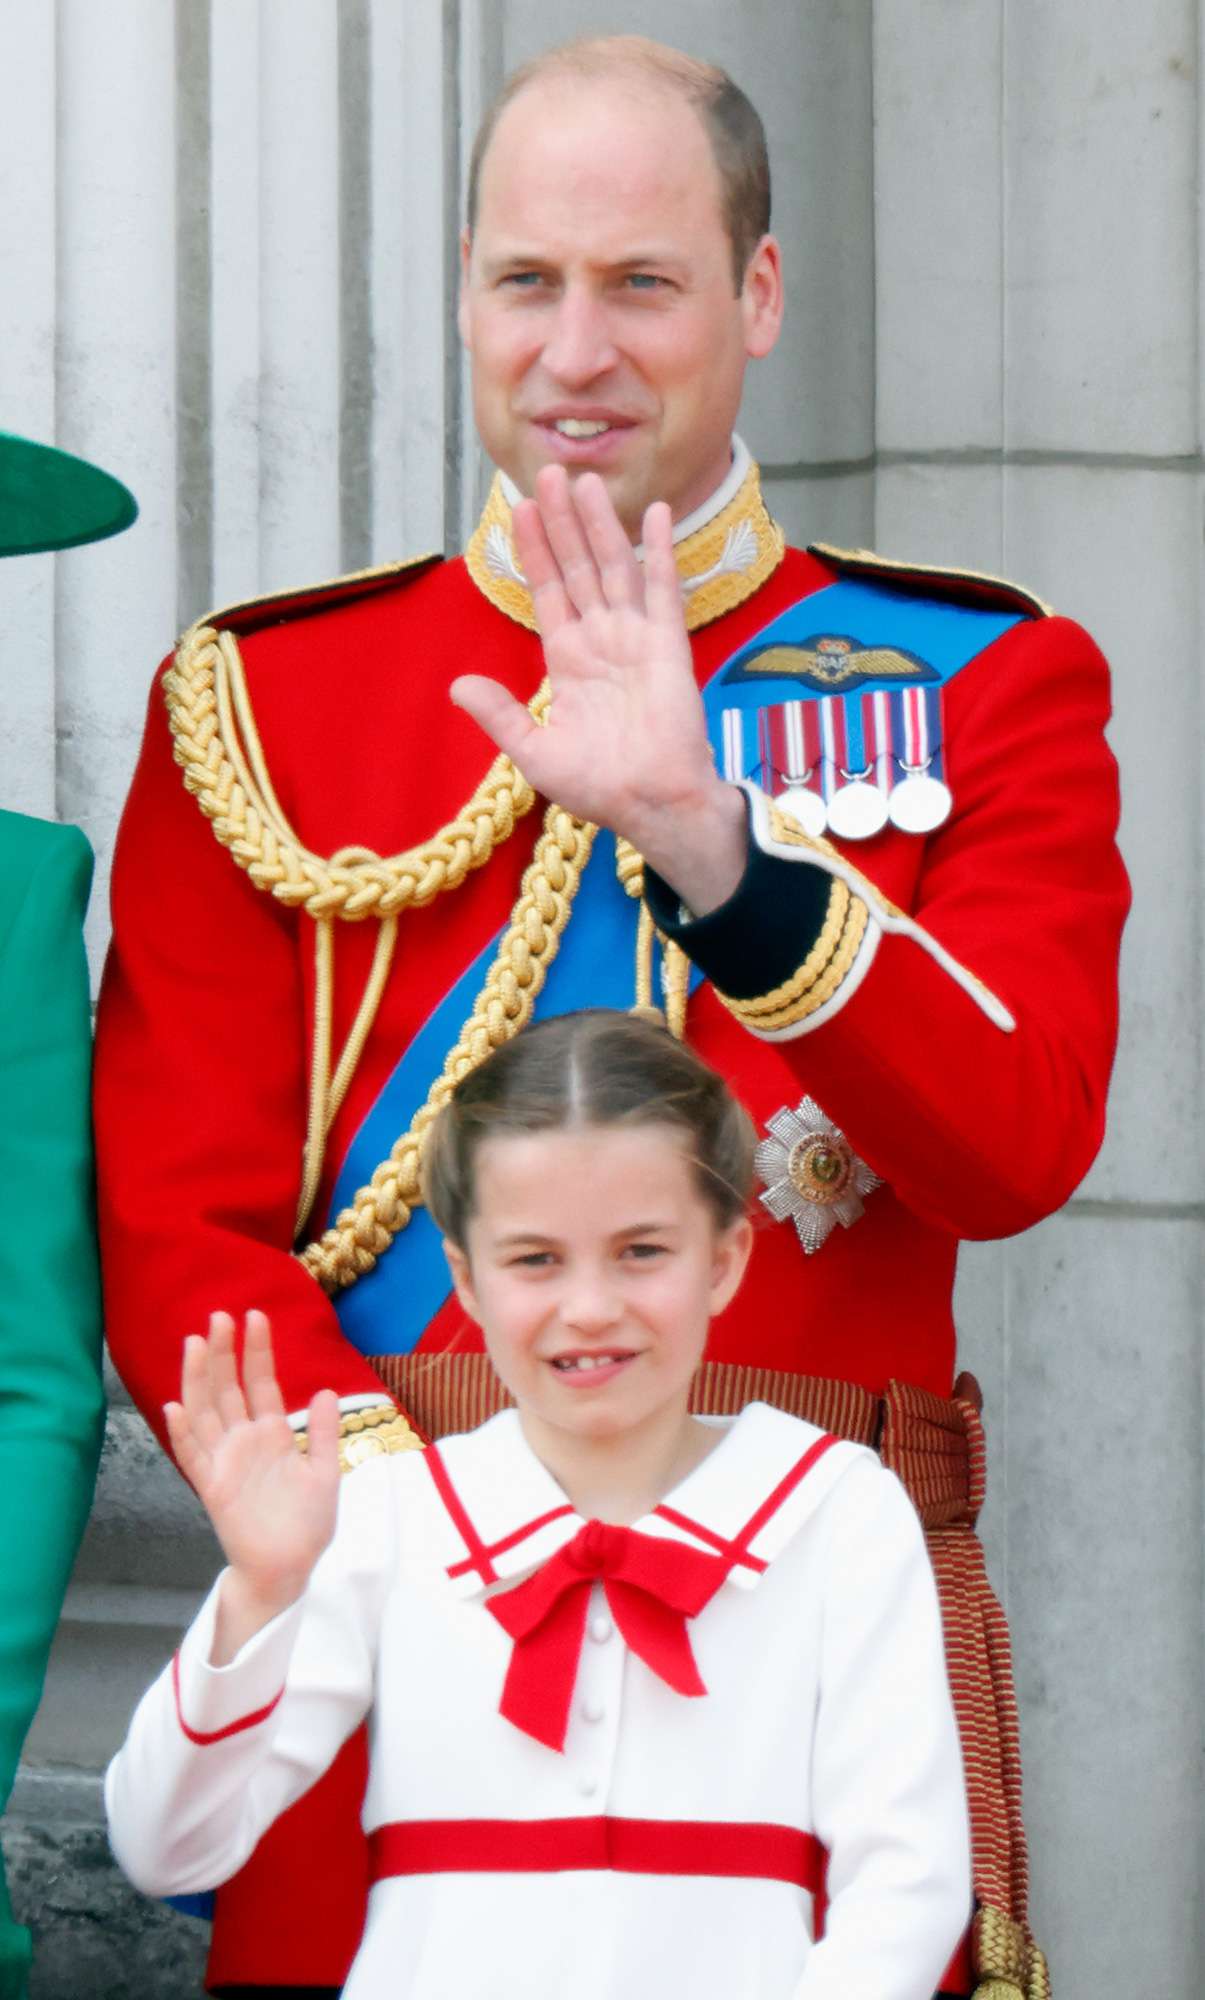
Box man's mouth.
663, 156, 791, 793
530, 412, 639, 452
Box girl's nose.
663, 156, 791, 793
560, 1265, 623, 1333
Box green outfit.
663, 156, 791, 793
0, 812, 104, 1997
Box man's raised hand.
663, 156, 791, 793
165, 1311, 340, 1657
450, 465, 746, 915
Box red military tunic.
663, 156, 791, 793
94, 454, 1128, 1989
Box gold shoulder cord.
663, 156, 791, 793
300, 799, 595, 1290
165, 467, 784, 1298
164, 610, 558, 1245
163, 621, 694, 1297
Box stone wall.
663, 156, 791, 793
2, 4, 1201, 1995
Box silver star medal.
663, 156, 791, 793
754, 1097, 881, 1255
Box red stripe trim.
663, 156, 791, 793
423, 1445, 499, 1585
368, 1816, 827, 1901
446, 1502, 576, 1580
730, 1433, 839, 1557
651, 1505, 768, 1572
653, 1434, 839, 1585
170, 1651, 283, 1746
435, 1434, 840, 1596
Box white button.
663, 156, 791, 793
578, 1774, 600, 1798
580, 1697, 605, 1725
589, 1614, 613, 1643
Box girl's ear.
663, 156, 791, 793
708, 1214, 754, 1318
444, 1242, 484, 1327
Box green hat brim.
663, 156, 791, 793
0, 432, 138, 557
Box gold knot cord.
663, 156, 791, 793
163, 461, 786, 1286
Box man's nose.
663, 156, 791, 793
541, 286, 619, 385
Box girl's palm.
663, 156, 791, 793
165, 1310, 340, 1600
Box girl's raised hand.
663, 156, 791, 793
165, 1310, 340, 1624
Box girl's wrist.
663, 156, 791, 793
211, 1566, 309, 1666
224, 1565, 309, 1622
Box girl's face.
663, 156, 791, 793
445, 1121, 752, 1460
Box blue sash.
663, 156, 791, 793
328, 575, 1022, 1354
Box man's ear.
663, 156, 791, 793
741, 233, 784, 362
457, 228, 473, 348
444, 1240, 483, 1325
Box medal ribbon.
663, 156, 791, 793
893, 686, 946, 781
818, 696, 845, 806
486, 1519, 725, 1752
757, 701, 821, 795
862, 690, 893, 796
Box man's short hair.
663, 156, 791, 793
466, 35, 772, 292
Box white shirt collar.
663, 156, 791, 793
426, 1401, 865, 1600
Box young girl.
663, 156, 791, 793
106, 1010, 970, 1998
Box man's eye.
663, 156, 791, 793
501, 271, 545, 289
624, 272, 663, 291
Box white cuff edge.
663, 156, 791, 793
739, 781, 1016, 1035
175, 1578, 302, 1723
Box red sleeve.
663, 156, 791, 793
704, 614, 1130, 1240
94, 671, 392, 1452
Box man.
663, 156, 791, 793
0, 429, 136, 1997
94, 36, 1127, 2000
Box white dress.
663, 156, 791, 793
106, 1402, 971, 1999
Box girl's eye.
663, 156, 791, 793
623, 1241, 668, 1260
510, 1250, 555, 1268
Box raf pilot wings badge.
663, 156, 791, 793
721, 634, 937, 694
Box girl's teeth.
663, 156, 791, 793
554, 418, 610, 438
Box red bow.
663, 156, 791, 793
485, 1519, 728, 1752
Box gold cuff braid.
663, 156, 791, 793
294, 1403, 424, 1475
713, 877, 870, 1034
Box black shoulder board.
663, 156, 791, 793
808, 542, 1052, 620
192, 549, 445, 641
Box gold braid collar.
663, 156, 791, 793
465, 457, 784, 634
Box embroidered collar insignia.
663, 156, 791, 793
464, 457, 785, 634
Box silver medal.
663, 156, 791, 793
826, 778, 889, 841
775, 784, 827, 837
887, 772, 953, 834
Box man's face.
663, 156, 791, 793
459, 76, 782, 538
